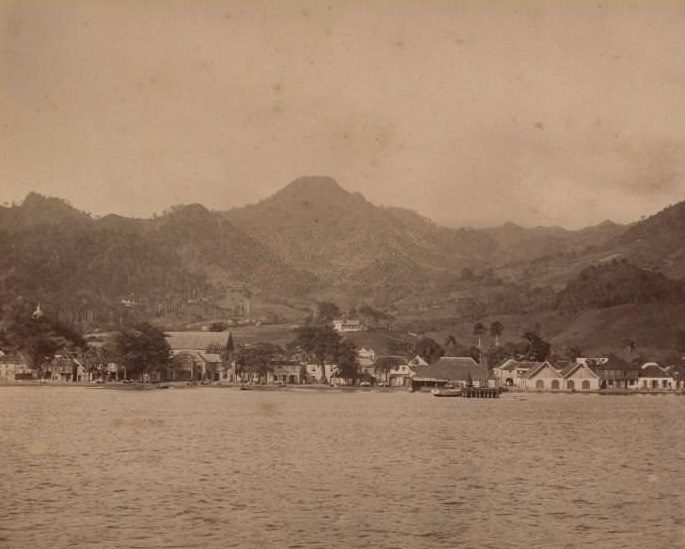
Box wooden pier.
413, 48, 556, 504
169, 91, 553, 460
461, 387, 500, 398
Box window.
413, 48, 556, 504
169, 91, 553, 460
581, 380, 591, 390
551, 380, 560, 390
567, 380, 575, 390
535, 379, 544, 389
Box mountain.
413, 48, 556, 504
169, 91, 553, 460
0, 195, 317, 328
0, 193, 92, 231
1, 180, 684, 354
483, 220, 627, 265
613, 202, 685, 279
224, 176, 495, 291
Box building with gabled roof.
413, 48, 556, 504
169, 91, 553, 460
560, 361, 601, 391
523, 361, 563, 390
638, 362, 674, 390
493, 359, 540, 388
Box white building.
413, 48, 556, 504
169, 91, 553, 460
493, 359, 539, 388
332, 319, 364, 333
638, 363, 674, 390
523, 362, 563, 390
561, 361, 601, 391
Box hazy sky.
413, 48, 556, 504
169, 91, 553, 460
2, 1, 685, 229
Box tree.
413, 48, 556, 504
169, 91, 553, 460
473, 322, 487, 349
489, 321, 504, 346
209, 321, 227, 332
413, 337, 444, 364
358, 305, 393, 330
567, 344, 583, 361
521, 330, 551, 362
623, 339, 637, 357
485, 345, 511, 369
110, 322, 170, 381
234, 342, 282, 384
444, 335, 457, 355
374, 357, 395, 386
676, 330, 685, 354
315, 302, 341, 325
0, 298, 84, 378
334, 339, 359, 385
288, 326, 341, 383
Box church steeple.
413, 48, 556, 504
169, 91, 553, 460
31, 303, 44, 319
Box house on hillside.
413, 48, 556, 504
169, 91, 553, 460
638, 362, 674, 390
560, 361, 601, 391
412, 357, 488, 390
523, 362, 563, 390
332, 319, 364, 333
592, 355, 639, 390
493, 359, 538, 388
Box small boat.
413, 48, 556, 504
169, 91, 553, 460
431, 388, 462, 397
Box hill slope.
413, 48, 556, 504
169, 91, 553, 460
224, 176, 495, 289
0, 196, 318, 328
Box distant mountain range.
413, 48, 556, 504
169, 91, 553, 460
1, 177, 684, 352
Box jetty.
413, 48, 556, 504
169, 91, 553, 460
461, 387, 500, 398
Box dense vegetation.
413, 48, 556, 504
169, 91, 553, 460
556, 260, 685, 312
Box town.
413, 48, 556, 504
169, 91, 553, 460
1, 301, 684, 395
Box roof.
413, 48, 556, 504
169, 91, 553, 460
414, 357, 486, 382
374, 356, 408, 370
525, 362, 562, 379
0, 353, 26, 365
592, 355, 636, 371
639, 363, 671, 378
592, 355, 639, 380
199, 353, 223, 364
166, 331, 230, 351
666, 363, 685, 379
497, 359, 544, 372
409, 355, 429, 367
561, 362, 600, 379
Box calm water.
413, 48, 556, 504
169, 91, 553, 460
1, 387, 684, 549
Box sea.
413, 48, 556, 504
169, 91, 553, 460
0, 387, 683, 549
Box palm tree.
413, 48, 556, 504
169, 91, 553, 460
444, 335, 457, 356
489, 321, 504, 347
473, 322, 487, 349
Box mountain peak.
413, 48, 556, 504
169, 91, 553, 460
15, 192, 90, 225
277, 176, 349, 197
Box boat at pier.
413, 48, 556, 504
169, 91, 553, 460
431, 388, 462, 397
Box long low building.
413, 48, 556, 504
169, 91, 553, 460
411, 356, 489, 389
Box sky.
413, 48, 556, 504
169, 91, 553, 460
1, 0, 685, 229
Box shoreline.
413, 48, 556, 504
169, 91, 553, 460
1, 382, 683, 396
